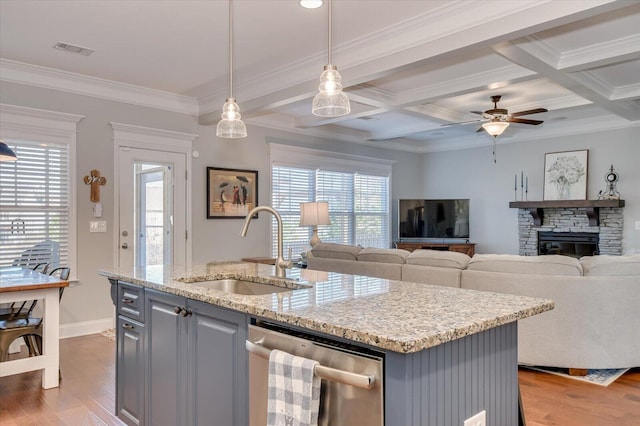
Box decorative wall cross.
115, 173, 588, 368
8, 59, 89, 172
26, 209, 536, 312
83, 169, 107, 202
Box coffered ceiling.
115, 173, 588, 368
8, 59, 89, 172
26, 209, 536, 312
1, 0, 639, 152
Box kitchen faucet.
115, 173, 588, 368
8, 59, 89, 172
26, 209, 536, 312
240, 206, 292, 278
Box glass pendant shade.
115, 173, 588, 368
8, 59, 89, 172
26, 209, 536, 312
0, 141, 18, 161
312, 64, 350, 117
216, 97, 247, 138
482, 120, 509, 136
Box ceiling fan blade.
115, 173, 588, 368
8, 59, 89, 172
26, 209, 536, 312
440, 119, 482, 127
510, 108, 548, 117
476, 127, 485, 133
470, 111, 484, 115
508, 117, 543, 125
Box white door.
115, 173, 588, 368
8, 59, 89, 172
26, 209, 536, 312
118, 147, 187, 268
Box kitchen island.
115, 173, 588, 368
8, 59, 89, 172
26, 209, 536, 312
100, 262, 553, 426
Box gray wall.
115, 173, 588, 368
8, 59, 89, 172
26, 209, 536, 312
420, 127, 640, 254
0, 81, 421, 326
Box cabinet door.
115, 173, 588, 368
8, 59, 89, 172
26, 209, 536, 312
145, 289, 188, 426
116, 315, 145, 426
186, 299, 248, 426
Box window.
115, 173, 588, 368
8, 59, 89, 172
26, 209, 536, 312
0, 104, 81, 277
270, 144, 392, 259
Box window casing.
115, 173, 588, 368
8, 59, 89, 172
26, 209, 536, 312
0, 104, 81, 278
270, 144, 392, 258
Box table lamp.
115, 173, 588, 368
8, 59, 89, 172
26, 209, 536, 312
299, 202, 331, 247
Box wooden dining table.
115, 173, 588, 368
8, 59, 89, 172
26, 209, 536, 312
0, 266, 69, 389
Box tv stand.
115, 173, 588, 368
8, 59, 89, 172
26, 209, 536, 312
395, 242, 475, 257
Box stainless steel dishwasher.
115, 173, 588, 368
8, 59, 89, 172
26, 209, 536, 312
247, 321, 384, 425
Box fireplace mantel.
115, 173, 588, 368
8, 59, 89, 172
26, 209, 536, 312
509, 199, 625, 226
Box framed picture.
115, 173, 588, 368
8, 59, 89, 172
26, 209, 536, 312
543, 150, 588, 200
206, 167, 258, 218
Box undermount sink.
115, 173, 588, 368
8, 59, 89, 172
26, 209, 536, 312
191, 279, 306, 295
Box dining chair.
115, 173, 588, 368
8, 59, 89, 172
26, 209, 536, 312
0, 267, 70, 365
0, 263, 50, 320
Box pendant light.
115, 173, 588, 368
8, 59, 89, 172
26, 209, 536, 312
312, 0, 350, 117
0, 140, 17, 162
216, 0, 247, 139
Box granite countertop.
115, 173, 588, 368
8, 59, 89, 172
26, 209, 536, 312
99, 262, 554, 354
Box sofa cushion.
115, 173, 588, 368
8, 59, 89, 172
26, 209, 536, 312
467, 254, 582, 276
580, 254, 640, 276
311, 243, 362, 261
405, 249, 471, 269
357, 248, 410, 264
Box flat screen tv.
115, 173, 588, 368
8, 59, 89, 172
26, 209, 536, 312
398, 199, 469, 239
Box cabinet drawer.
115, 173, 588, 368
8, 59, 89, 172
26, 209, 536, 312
117, 282, 145, 322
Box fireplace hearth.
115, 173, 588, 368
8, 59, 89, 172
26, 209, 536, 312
538, 231, 599, 258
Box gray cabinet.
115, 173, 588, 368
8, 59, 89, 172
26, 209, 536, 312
111, 281, 248, 426
187, 298, 248, 426
144, 288, 248, 426
116, 282, 146, 426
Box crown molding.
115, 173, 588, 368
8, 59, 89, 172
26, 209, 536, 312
610, 83, 640, 101
557, 34, 640, 71
0, 59, 199, 116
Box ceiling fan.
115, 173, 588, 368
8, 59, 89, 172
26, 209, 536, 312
472, 95, 548, 136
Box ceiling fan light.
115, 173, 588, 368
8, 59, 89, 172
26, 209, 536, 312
0, 141, 18, 162
312, 64, 350, 117
482, 120, 509, 136
299, 0, 323, 8
216, 98, 247, 138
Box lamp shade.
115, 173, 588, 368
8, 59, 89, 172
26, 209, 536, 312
216, 97, 247, 138
299, 202, 331, 226
482, 120, 509, 136
0, 141, 17, 162
312, 64, 350, 117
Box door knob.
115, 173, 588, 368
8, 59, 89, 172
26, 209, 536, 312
121, 243, 128, 249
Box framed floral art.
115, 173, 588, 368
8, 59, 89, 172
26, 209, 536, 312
543, 150, 588, 200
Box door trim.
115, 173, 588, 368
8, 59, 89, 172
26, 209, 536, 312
111, 122, 198, 268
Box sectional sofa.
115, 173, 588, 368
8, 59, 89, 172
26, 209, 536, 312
307, 243, 640, 369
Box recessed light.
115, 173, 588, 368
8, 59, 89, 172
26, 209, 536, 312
53, 41, 95, 56
299, 0, 323, 9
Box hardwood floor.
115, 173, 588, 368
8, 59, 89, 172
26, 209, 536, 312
0, 334, 122, 426
1, 334, 639, 425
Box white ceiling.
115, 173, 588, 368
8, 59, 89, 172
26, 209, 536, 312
1, 0, 639, 153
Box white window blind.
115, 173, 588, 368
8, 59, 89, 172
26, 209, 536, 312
271, 164, 390, 259
0, 141, 71, 269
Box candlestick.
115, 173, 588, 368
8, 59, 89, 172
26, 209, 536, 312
525, 176, 528, 201
521, 171, 524, 188
514, 173, 517, 191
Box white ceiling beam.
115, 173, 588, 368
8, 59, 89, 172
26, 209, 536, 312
493, 40, 640, 121
200, 0, 626, 127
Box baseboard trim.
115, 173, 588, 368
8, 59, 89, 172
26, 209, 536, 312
60, 317, 115, 339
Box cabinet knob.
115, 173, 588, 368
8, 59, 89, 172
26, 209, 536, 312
180, 308, 192, 317
174, 306, 182, 315
122, 298, 134, 304
122, 323, 134, 330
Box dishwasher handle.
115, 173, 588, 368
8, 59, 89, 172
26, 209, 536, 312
246, 340, 376, 390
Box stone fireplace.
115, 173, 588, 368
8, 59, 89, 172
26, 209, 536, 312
510, 200, 625, 256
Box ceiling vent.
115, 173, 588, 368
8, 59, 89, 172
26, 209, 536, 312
53, 42, 95, 56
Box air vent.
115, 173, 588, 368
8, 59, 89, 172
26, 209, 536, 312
53, 42, 95, 56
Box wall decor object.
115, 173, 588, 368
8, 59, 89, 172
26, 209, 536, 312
206, 167, 258, 218
83, 169, 107, 202
598, 164, 620, 200
543, 150, 588, 200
